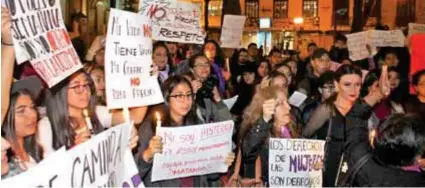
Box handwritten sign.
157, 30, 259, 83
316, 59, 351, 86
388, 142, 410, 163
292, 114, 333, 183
4, 0, 82, 87
220, 15, 246, 48
1, 148, 68, 187
346, 30, 405, 61
138, 0, 205, 44
269, 138, 325, 188
408, 23, 425, 36
151, 120, 234, 182
105, 8, 164, 109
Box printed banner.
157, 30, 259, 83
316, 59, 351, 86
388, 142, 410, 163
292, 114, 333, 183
408, 23, 425, 36
4, 0, 82, 87
220, 15, 246, 48
138, 0, 205, 44
269, 138, 325, 188
105, 8, 164, 109
346, 30, 405, 61
151, 120, 234, 182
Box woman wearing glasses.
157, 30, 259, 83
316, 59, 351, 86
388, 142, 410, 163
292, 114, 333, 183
135, 75, 235, 187
37, 70, 146, 157
302, 64, 363, 187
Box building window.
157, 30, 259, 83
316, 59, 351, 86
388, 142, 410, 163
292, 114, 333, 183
245, 0, 259, 18
303, 0, 318, 17
208, 0, 223, 16
396, 0, 415, 26
334, 0, 349, 25
274, 0, 288, 19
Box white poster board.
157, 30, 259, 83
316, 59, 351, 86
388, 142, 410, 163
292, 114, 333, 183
151, 120, 234, 182
105, 8, 164, 109
4, 0, 82, 87
269, 138, 325, 187
220, 15, 246, 48
138, 0, 205, 44
346, 30, 406, 61
408, 23, 425, 36
1, 148, 68, 187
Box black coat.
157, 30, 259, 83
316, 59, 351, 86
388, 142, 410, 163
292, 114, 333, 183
345, 101, 425, 187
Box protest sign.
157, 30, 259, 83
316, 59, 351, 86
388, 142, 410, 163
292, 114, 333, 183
4, 0, 82, 87
65, 122, 132, 187
138, 0, 205, 44
408, 23, 425, 36
269, 138, 325, 188
346, 30, 405, 61
220, 15, 246, 48
105, 9, 164, 109
1, 148, 68, 187
151, 120, 234, 182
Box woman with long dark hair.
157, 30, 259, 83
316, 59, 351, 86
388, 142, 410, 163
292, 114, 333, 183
153, 42, 174, 84
2, 77, 44, 172
302, 64, 363, 187
38, 70, 145, 157
134, 75, 235, 187
202, 40, 228, 96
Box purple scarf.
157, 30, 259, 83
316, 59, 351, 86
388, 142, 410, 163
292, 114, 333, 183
211, 62, 226, 95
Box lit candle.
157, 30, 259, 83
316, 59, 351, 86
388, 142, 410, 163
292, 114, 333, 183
225, 58, 230, 72
155, 112, 161, 134
83, 109, 93, 133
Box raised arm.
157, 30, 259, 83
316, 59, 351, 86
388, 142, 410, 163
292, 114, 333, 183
1, 7, 15, 124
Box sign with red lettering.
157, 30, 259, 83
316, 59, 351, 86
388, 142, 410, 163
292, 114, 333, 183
105, 9, 164, 109
151, 120, 234, 182
4, 0, 82, 87
138, 0, 205, 44
269, 138, 325, 187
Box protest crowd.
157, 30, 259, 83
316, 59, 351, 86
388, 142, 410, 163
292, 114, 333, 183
1, 0, 425, 187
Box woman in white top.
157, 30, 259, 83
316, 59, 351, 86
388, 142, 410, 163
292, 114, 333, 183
2, 76, 44, 171
38, 70, 146, 157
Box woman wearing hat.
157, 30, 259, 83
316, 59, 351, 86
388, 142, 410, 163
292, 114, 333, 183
2, 76, 44, 175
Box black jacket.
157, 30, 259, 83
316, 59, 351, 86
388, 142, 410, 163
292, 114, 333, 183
345, 101, 425, 187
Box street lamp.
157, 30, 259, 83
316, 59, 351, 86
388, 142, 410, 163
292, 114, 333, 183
294, 17, 304, 25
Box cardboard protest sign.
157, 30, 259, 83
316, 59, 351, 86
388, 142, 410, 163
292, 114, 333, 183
64, 122, 132, 187
269, 138, 325, 188
408, 23, 425, 36
4, 0, 82, 87
138, 0, 205, 44
346, 30, 405, 61
1, 148, 68, 187
151, 120, 234, 182
105, 9, 164, 109
220, 15, 246, 48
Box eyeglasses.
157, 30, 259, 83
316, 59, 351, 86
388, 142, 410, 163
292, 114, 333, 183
169, 93, 195, 101
69, 84, 91, 94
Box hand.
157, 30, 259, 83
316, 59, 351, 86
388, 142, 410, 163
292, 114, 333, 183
260, 76, 270, 89
212, 86, 221, 102
366, 44, 372, 55
128, 125, 139, 150
418, 158, 425, 168
312, 160, 324, 171
224, 152, 235, 167
191, 79, 202, 93
379, 65, 390, 97
74, 126, 91, 145
142, 136, 163, 162
1, 7, 13, 45
150, 64, 159, 77
262, 99, 276, 123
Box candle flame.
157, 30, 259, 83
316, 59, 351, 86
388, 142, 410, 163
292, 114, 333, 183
155, 112, 161, 121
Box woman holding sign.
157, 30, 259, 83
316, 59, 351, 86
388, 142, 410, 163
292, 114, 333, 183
236, 86, 294, 186
37, 70, 144, 157
302, 64, 363, 187
135, 75, 235, 187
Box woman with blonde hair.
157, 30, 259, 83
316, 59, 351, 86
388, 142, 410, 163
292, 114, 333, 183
229, 86, 294, 186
